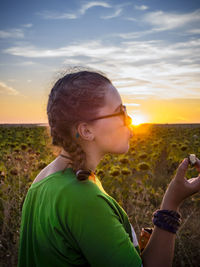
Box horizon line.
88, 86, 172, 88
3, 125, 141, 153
0, 122, 200, 126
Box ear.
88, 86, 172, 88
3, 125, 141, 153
77, 123, 95, 141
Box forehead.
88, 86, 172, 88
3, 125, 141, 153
102, 84, 122, 112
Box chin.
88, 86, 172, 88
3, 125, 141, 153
113, 143, 130, 154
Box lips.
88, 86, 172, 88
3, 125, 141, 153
129, 130, 133, 138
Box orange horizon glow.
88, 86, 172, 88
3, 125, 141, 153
1, 95, 200, 124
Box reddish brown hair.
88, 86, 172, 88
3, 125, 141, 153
47, 70, 111, 180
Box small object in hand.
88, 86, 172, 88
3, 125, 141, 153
188, 154, 197, 167
138, 227, 153, 252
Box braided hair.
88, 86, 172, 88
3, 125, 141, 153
47, 69, 111, 181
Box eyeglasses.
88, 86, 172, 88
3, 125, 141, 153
89, 105, 132, 126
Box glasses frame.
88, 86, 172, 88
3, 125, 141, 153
88, 105, 131, 126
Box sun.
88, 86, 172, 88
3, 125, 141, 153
130, 114, 147, 126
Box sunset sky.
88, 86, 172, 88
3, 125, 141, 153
0, 0, 200, 124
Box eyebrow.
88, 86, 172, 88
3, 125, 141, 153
114, 103, 122, 112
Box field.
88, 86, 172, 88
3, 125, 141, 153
0, 124, 200, 266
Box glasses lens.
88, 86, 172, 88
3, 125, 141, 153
122, 106, 132, 126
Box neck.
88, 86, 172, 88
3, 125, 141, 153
81, 141, 104, 172
60, 147, 104, 173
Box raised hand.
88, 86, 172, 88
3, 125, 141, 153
160, 157, 200, 211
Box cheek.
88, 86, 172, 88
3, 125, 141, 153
95, 121, 130, 153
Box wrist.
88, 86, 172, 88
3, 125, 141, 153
160, 202, 179, 212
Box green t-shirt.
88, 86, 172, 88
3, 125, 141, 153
18, 168, 142, 267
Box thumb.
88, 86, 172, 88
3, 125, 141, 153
174, 158, 189, 181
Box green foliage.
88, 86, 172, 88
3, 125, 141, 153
119, 157, 130, 164
139, 152, 148, 159
180, 145, 188, 151
121, 167, 131, 175
109, 166, 121, 176
137, 162, 150, 171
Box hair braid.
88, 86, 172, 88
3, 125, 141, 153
61, 138, 87, 176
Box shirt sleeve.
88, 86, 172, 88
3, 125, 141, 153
67, 190, 142, 267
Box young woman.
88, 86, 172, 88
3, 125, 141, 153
18, 70, 200, 267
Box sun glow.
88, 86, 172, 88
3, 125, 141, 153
130, 114, 148, 126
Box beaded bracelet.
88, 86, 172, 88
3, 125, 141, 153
152, 209, 182, 234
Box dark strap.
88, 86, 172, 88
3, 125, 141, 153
60, 154, 72, 160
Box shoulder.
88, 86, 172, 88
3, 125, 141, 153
32, 162, 59, 184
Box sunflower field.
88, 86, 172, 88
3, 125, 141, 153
0, 124, 199, 266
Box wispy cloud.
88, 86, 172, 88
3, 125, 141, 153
80, 1, 111, 15
0, 28, 24, 38
187, 28, 200, 35
0, 81, 19, 95
19, 61, 35, 66
113, 31, 147, 39
3, 41, 120, 58
22, 23, 33, 28
144, 9, 200, 31
38, 1, 111, 20
123, 103, 140, 106
125, 17, 137, 22
135, 5, 149, 11
37, 10, 77, 19
4, 39, 200, 68
117, 9, 200, 39
101, 7, 122, 19
4, 37, 200, 99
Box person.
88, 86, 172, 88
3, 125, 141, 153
18, 69, 200, 267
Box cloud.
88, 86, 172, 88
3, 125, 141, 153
22, 23, 33, 28
3, 38, 200, 99
123, 103, 140, 106
80, 1, 111, 15
4, 38, 200, 66
101, 7, 122, 19
144, 9, 200, 31
3, 41, 120, 58
113, 31, 147, 39
37, 10, 77, 19
19, 61, 35, 66
115, 9, 200, 39
0, 82, 19, 96
135, 5, 149, 11
0, 28, 24, 38
125, 17, 137, 22
38, 1, 112, 20
187, 28, 200, 35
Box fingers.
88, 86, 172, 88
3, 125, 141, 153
174, 158, 189, 181
195, 157, 200, 172
187, 176, 200, 194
